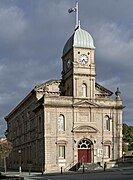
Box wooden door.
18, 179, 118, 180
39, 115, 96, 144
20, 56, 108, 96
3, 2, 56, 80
78, 149, 91, 163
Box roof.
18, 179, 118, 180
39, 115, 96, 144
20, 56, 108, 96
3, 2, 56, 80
5, 80, 61, 120
63, 25, 95, 56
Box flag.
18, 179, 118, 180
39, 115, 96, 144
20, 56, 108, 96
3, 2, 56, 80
68, 6, 77, 13
68, 2, 79, 28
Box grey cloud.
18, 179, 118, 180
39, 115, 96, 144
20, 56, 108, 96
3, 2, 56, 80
96, 23, 133, 65
0, 0, 133, 136
0, 6, 27, 41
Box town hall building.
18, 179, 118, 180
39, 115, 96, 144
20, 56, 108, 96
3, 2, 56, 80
5, 19, 123, 172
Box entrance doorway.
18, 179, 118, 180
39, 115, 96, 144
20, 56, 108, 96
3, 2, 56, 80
78, 139, 92, 163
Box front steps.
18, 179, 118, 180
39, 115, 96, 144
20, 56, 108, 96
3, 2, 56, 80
78, 163, 103, 171
68, 161, 117, 172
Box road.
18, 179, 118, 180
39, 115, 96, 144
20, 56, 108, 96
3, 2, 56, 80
23, 170, 133, 180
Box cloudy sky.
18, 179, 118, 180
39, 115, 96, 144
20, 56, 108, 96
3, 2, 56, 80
0, 0, 133, 136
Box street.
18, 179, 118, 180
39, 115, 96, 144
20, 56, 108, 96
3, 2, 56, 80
23, 170, 133, 180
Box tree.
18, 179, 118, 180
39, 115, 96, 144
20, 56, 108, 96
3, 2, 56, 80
122, 123, 133, 151
122, 141, 128, 152
0, 138, 12, 173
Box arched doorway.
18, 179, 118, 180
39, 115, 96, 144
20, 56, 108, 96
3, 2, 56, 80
78, 139, 93, 163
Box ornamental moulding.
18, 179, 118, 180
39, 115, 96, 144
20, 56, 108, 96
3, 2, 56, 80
72, 125, 99, 133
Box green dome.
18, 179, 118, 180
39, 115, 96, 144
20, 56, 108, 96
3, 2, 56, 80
63, 26, 95, 56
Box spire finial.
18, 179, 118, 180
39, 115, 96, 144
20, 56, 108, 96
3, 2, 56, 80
115, 87, 121, 100
78, 20, 81, 28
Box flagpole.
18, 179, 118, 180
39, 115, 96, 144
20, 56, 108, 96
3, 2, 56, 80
75, 1, 79, 28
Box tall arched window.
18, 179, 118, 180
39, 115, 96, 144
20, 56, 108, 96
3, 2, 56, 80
58, 115, 65, 132
104, 115, 110, 131
82, 83, 87, 97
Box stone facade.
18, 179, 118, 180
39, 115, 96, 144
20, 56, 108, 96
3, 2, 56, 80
5, 25, 124, 172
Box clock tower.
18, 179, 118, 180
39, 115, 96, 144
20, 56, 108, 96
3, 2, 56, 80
61, 23, 96, 99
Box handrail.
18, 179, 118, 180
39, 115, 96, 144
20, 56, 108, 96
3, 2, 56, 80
64, 160, 77, 171
64, 155, 85, 171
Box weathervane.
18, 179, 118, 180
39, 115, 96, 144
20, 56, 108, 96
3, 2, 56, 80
68, 1, 79, 29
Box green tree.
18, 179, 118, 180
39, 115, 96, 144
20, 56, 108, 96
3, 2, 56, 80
122, 142, 128, 152
0, 139, 12, 173
122, 123, 133, 151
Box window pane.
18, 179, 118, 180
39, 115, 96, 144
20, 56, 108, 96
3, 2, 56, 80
59, 146, 65, 158
104, 145, 110, 158
82, 84, 87, 97
58, 115, 65, 131
104, 116, 110, 131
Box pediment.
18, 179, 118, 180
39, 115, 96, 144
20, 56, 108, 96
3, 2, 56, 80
95, 83, 113, 97
56, 140, 68, 144
103, 140, 112, 145
34, 79, 61, 95
73, 125, 99, 133
73, 100, 100, 107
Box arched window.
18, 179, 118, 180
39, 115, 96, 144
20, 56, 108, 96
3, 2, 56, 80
82, 83, 87, 97
58, 115, 65, 132
104, 115, 110, 131
78, 139, 92, 149
67, 86, 70, 96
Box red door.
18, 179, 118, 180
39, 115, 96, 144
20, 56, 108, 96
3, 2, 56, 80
78, 149, 91, 163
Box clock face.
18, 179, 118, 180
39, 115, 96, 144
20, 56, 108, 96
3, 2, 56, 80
79, 54, 88, 65
67, 59, 71, 69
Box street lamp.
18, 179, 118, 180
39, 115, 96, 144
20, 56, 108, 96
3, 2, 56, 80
123, 151, 125, 162
18, 150, 21, 174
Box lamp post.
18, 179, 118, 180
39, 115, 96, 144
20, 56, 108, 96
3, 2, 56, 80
18, 150, 21, 174
3, 155, 7, 173
123, 151, 125, 162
